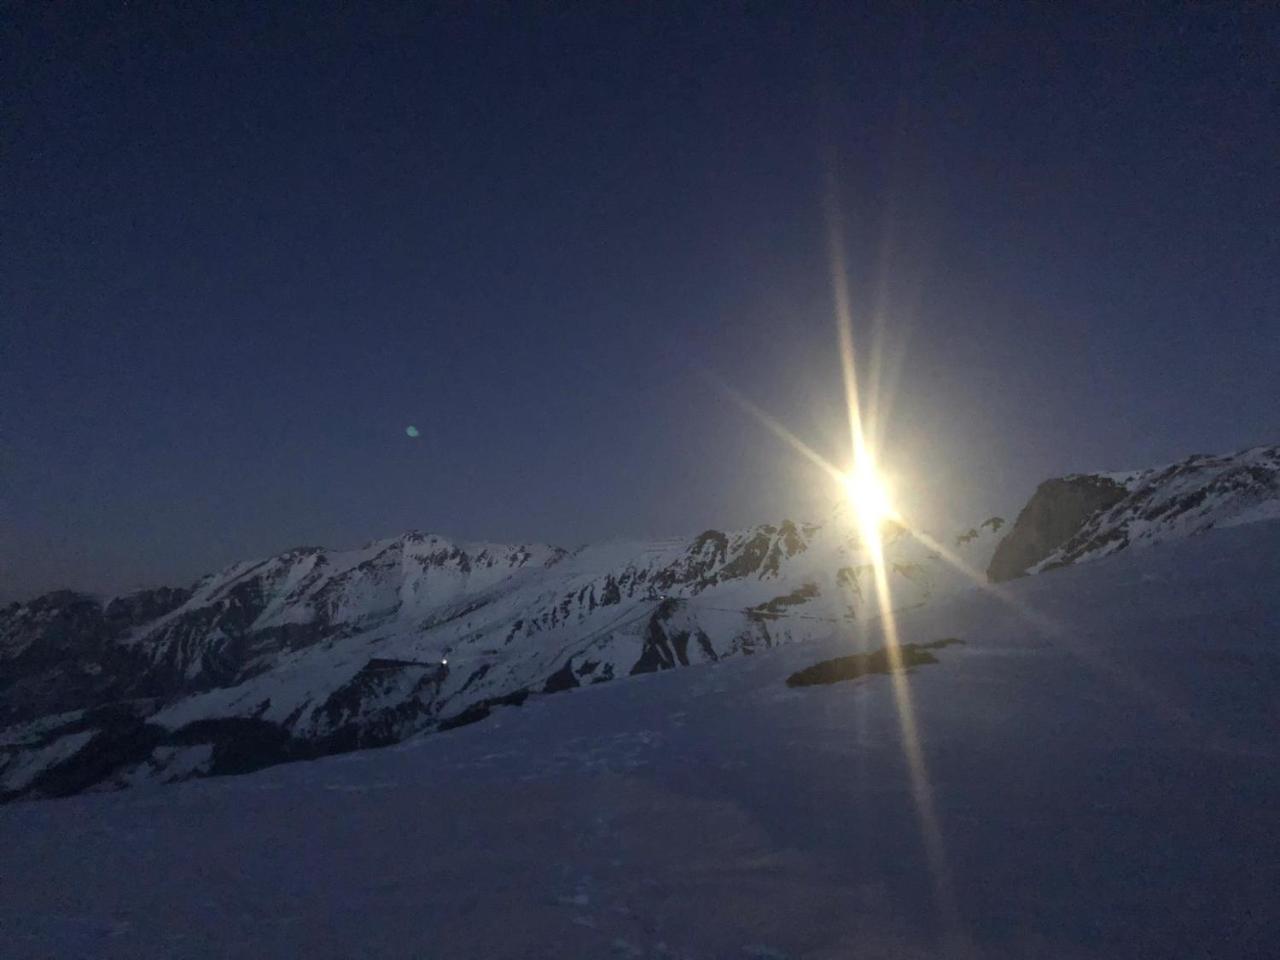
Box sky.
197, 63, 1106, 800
2, 2, 1278, 600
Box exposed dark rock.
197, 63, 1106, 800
436, 689, 530, 732
631, 603, 680, 674
988, 476, 1128, 582
630, 598, 711, 674
19, 716, 165, 800
719, 528, 777, 580
786, 638, 963, 688
690, 529, 729, 558
749, 583, 820, 619
313, 658, 444, 749
599, 576, 622, 606
543, 661, 581, 693
103, 586, 192, 633
590, 663, 615, 683
169, 717, 302, 776
3, 708, 313, 801
0, 592, 159, 726
457, 663, 491, 695
761, 520, 807, 576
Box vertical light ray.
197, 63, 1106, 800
865, 551, 965, 945
824, 165, 868, 465
825, 162, 967, 950
708, 147, 1235, 952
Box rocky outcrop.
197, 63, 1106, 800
987, 444, 1279, 582
1038, 447, 1280, 571
987, 476, 1128, 582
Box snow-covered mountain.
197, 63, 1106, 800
2, 442, 1276, 802
3, 497, 1277, 959
988, 444, 1280, 580
0, 513, 1005, 801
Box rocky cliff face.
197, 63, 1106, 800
987, 444, 1279, 582
988, 477, 1128, 581
1, 516, 1004, 802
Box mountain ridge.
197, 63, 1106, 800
3, 442, 1277, 802
0, 514, 1002, 800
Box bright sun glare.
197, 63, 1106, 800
843, 457, 893, 534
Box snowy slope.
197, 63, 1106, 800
0, 515, 1007, 800
1, 519, 1276, 959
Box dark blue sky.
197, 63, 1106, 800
3, 3, 1277, 599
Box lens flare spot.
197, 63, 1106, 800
405, 425, 420, 438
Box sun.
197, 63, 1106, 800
843, 456, 894, 535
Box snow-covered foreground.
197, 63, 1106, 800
3, 522, 1277, 959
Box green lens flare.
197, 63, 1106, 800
405, 425, 420, 438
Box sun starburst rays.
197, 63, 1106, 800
704, 169, 1227, 955
822, 182, 967, 944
